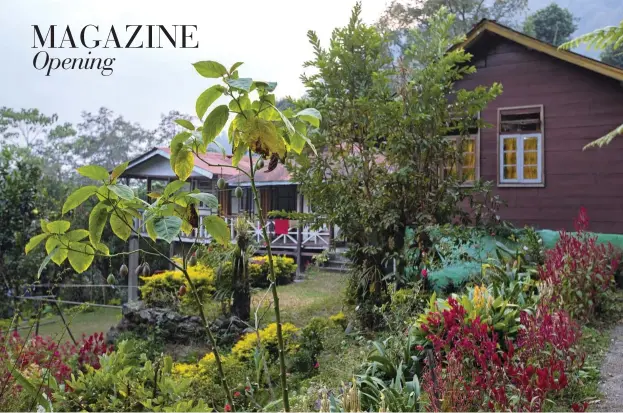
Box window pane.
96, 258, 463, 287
524, 151, 538, 165
462, 139, 475, 152
524, 166, 538, 179
503, 151, 517, 165
523, 136, 538, 151
503, 138, 517, 151
463, 153, 475, 168
504, 166, 517, 179
463, 168, 475, 181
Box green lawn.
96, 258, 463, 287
251, 269, 348, 327
4, 270, 346, 343
3, 307, 121, 343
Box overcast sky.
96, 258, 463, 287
0, 0, 388, 130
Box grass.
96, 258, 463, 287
2, 307, 121, 343
251, 269, 348, 327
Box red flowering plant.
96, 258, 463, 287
0, 330, 112, 404
538, 207, 620, 321
414, 296, 585, 412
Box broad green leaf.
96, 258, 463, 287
110, 210, 133, 241
67, 242, 95, 273
108, 184, 135, 201
202, 105, 230, 146
232, 142, 248, 166
47, 220, 71, 234
163, 180, 188, 198
196, 85, 225, 119
95, 242, 110, 256
63, 185, 98, 214
145, 219, 158, 241
229, 94, 251, 113
77, 165, 109, 181
25, 233, 49, 254
175, 119, 195, 131
40, 219, 49, 233
111, 161, 129, 181
296, 108, 322, 128
254, 81, 278, 92
226, 78, 253, 92
153, 216, 183, 243
45, 237, 68, 265
188, 193, 218, 209
66, 229, 89, 242
89, 202, 111, 245
173, 147, 194, 181
204, 215, 229, 245
169, 131, 192, 171
192, 60, 227, 78
229, 61, 244, 73
37, 247, 56, 278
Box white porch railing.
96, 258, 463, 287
135, 214, 337, 250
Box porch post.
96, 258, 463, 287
128, 236, 139, 302
296, 189, 304, 275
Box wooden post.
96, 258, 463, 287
128, 235, 139, 302
296, 190, 304, 276
169, 242, 175, 270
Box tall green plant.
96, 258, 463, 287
25, 61, 319, 411
293, 5, 501, 327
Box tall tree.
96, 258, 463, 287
379, 0, 528, 36
72, 107, 153, 169
523, 3, 578, 46
294, 5, 500, 327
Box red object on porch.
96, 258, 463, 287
274, 219, 289, 235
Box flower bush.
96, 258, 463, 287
538, 207, 620, 321
219, 255, 297, 289
139, 262, 215, 313
173, 352, 250, 410
232, 322, 299, 361
415, 297, 584, 412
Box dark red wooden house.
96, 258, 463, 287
451, 20, 623, 233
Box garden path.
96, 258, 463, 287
596, 322, 623, 411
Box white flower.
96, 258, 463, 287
523, 246, 529, 251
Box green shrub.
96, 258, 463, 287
220, 255, 297, 288
54, 341, 198, 412
139, 263, 215, 313
288, 317, 328, 378
172, 352, 250, 410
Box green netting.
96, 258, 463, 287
536, 230, 623, 250
411, 227, 623, 292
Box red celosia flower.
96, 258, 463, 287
224, 403, 232, 412
234, 391, 241, 397
314, 361, 320, 369
421, 268, 428, 278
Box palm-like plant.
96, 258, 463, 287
560, 20, 623, 149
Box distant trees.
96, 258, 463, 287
379, 0, 528, 36
601, 45, 623, 68
523, 3, 578, 46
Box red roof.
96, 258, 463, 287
158, 147, 292, 184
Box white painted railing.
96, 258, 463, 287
135, 214, 336, 250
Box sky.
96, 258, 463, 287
0, 0, 389, 130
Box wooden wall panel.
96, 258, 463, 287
456, 34, 623, 233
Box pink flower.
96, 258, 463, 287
314, 361, 320, 369
234, 391, 241, 397
421, 268, 428, 278
225, 403, 232, 412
